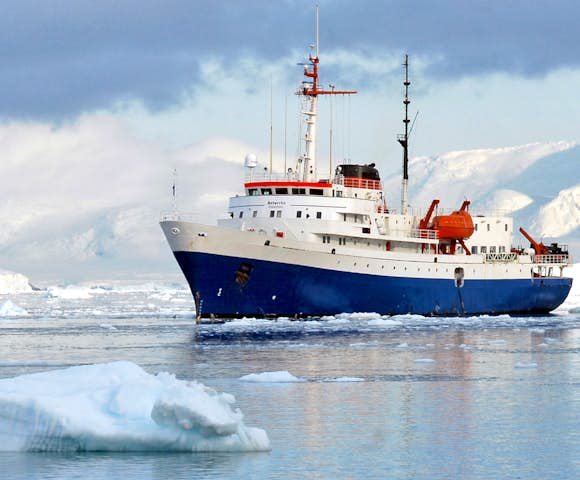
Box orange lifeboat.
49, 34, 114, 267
432, 201, 474, 240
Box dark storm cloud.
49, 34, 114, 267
0, 0, 578, 118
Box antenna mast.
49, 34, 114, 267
298, 4, 356, 182
397, 54, 410, 215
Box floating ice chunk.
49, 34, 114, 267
0, 300, 28, 317
323, 377, 365, 382
0, 361, 270, 452
0, 269, 33, 294
338, 312, 381, 320
240, 371, 305, 383
45, 286, 92, 299
99, 323, 118, 331
326, 317, 351, 324
367, 318, 403, 327
414, 358, 435, 364
391, 313, 427, 321
515, 362, 538, 369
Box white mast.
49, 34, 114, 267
299, 4, 355, 183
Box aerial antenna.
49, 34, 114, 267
409, 110, 419, 138
397, 54, 411, 215
315, 3, 319, 58
269, 77, 273, 179
284, 93, 288, 175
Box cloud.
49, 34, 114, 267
0, 114, 277, 281
2, 1, 580, 119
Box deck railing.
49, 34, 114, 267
534, 254, 571, 265
484, 253, 518, 263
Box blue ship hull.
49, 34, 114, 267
173, 251, 572, 318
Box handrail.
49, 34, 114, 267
533, 254, 571, 265
484, 253, 518, 263
333, 174, 382, 190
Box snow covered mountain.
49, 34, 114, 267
383, 141, 579, 253
0, 116, 577, 284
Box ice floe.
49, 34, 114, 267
239, 371, 305, 383
0, 300, 28, 317
0, 361, 270, 452
323, 377, 365, 382
515, 362, 538, 369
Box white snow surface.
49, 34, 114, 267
0, 269, 32, 294
0, 361, 270, 452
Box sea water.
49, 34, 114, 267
0, 284, 579, 479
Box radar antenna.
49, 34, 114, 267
397, 54, 411, 215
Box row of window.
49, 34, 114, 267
471, 245, 506, 254
234, 210, 324, 219
248, 188, 326, 196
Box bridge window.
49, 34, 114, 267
248, 189, 257, 196
475, 224, 478, 231
487, 224, 490, 231
239, 211, 243, 219
322, 235, 330, 244
261, 188, 272, 195
252, 210, 257, 218
276, 210, 282, 218
505, 224, 508, 231
275, 188, 288, 194
336, 190, 343, 197
471, 246, 478, 254
310, 189, 323, 195
292, 188, 306, 194
270, 210, 275, 218
490, 246, 496, 253
362, 227, 370, 234
296, 210, 302, 218
316, 212, 322, 219
499, 246, 506, 253
481, 246, 487, 253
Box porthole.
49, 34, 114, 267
170, 227, 180, 235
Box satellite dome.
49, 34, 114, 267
244, 153, 258, 168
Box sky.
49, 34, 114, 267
0, 0, 579, 281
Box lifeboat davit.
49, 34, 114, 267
432, 200, 474, 240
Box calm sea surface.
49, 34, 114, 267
0, 288, 579, 479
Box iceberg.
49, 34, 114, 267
0, 300, 28, 317
0, 361, 270, 452
0, 269, 32, 294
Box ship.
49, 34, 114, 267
160, 13, 572, 322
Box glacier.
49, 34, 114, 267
0, 361, 270, 452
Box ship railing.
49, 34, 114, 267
484, 253, 518, 263
160, 211, 200, 223
244, 171, 302, 183
533, 254, 571, 265
389, 228, 438, 240
333, 175, 382, 190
